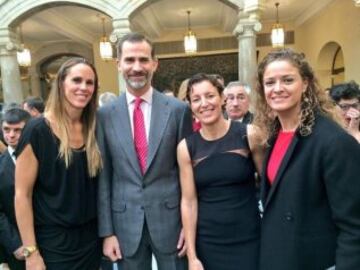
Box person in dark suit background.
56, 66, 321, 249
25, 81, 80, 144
22, 97, 44, 118
0, 108, 31, 270
97, 32, 192, 270
253, 48, 360, 270
224, 81, 253, 124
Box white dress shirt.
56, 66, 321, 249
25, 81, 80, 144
8, 146, 16, 164
126, 88, 153, 141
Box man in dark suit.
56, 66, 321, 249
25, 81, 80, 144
0, 108, 30, 270
97, 32, 192, 270
224, 81, 253, 124
22, 96, 44, 118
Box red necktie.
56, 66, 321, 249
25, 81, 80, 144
133, 97, 148, 175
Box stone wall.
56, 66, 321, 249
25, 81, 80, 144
153, 53, 238, 94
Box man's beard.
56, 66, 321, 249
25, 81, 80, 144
126, 73, 151, 90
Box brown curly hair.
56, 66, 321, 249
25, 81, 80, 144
253, 48, 339, 145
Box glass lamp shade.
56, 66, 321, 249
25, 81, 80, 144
99, 37, 113, 61
271, 24, 285, 48
184, 31, 197, 54
17, 45, 31, 67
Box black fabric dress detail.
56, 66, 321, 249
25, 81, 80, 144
186, 121, 260, 270
16, 117, 101, 270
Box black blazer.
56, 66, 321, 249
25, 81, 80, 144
242, 111, 253, 124
259, 114, 360, 270
0, 150, 22, 254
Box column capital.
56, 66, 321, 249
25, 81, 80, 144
0, 27, 20, 56
110, 18, 131, 44
233, 18, 262, 39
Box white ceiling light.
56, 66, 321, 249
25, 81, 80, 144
17, 25, 31, 67
184, 10, 197, 54
271, 2, 285, 48
99, 17, 113, 61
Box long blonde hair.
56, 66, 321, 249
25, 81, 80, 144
45, 57, 102, 177
253, 48, 340, 145
177, 78, 190, 101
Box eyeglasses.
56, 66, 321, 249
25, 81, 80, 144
337, 102, 360, 111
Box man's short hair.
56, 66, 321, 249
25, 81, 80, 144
117, 32, 155, 59
224, 81, 251, 95
2, 108, 31, 125
24, 96, 45, 113
329, 81, 360, 103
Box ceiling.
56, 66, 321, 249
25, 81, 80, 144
19, 0, 334, 52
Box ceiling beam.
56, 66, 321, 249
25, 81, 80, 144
133, 7, 162, 39
295, 0, 335, 26
31, 9, 95, 47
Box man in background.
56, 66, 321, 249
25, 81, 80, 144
224, 81, 253, 124
330, 81, 360, 143
0, 108, 31, 270
23, 97, 44, 118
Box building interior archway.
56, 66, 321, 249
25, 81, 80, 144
0, 0, 359, 104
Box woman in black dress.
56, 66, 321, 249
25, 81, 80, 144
177, 73, 263, 270
14, 58, 102, 270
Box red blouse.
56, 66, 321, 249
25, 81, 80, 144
267, 130, 295, 185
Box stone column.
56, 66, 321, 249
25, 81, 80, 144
111, 18, 131, 95
233, 18, 262, 91
29, 66, 41, 97
0, 28, 23, 104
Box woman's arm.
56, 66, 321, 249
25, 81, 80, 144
177, 139, 204, 270
15, 144, 45, 270
247, 124, 265, 174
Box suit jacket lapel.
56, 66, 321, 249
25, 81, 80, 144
111, 94, 142, 176
264, 134, 299, 208
4, 151, 15, 180
146, 90, 170, 173
259, 139, 274, 209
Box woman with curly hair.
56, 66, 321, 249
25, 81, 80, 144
14, 58, 102, 270
254, 49, 360, 270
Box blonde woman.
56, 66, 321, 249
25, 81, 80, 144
177, 78, 190, 101
15, 58, 102, 270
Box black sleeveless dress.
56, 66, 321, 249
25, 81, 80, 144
16, 117, 101, 270
186, 121, 260, 270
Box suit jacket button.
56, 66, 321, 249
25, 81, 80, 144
285, 212, 293, 221
140, 206, 144, 210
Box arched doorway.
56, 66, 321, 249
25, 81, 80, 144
317, 41, 345, 89
39, 53, 83, 100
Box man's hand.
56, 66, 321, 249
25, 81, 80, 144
103, 235, 122, 262
346, 107, 360, 132
177, 228, 186, 257
13, 246, 25, 260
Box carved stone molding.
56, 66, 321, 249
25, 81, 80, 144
233, 19, 262, 39
0, 27, 20, 56
110, 18, 131, 44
